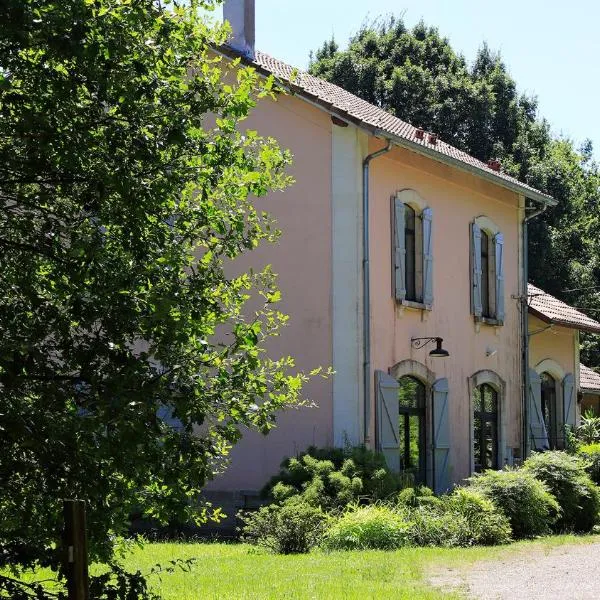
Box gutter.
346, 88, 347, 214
521, 201, 548, 460
362, 140, 392, 444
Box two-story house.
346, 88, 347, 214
205, 1, 560, 510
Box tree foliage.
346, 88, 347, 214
0, 0, 310, 569
310, 17, 600, 363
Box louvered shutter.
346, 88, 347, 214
494, 232, 505, 323
471, 222, 482, 317
563, 373, 576, 429
432, 378, 450, 493
393, 198, 406, 301
376, 370, 400, 472
528, 369, 549, 451
422, 207, 434, 308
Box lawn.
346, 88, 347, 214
6, 535, 598, 599
115, 535, 597, 600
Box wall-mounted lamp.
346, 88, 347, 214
411, 337, 450, 358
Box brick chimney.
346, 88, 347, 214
223, 0, 255, 59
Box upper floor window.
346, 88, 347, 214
393, 190, 433, 308
471, 217, 504, 323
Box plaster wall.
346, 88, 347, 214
205, 91, 334, 492
528, 316, 577, 378
368, 141, 524, 483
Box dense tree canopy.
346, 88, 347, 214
310, 17, 600, 364
0, 0, 310, 569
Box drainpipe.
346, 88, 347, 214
521, 201, 547, 460
362, 140, 392, 444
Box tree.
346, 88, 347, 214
0, 0, 310, 569
310, 17, 600, 364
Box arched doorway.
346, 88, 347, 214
398, 376, 426, 483
540, 372, 558, 449
473, 383, 499, 472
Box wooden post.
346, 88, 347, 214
63, 499, 89, 600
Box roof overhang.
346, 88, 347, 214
217, 45, 557, 208
528, 306, 600, 334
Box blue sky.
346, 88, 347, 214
209, 0, 600, 157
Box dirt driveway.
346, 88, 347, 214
431, 540, 600, 599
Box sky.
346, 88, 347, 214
208, 0, 600, 157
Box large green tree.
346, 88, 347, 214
0, 0, 310, 569
310, 18, 600, 364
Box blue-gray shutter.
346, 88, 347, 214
528, 369, 549, 451
494, 232, 505, 323
393, 197, 406, 301
376, 370, 400, 472
422, 207, 434, 308
563, 373, 576, 429
471, 222, 483, 317
432, 378, 450, 493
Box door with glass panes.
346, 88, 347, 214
473, 383, 499, 472
398, 376, 426, 483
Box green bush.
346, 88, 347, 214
263, 446, 403, 510
239, 497, 329, 554
468, 469, 559, 538
446, 488, 512, 546
579, 443, 600, 486
322, 504, 412, 550
577, 410, 600, 445
405, 505, 471, 547
523, 451, 600, 533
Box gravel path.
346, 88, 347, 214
431, 541, 600, 599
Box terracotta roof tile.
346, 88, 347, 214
240, 49, 555, 205
580, 363, 600, 392
528, 283, 600, 333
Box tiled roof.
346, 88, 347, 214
580, 363, 600, 392
528, 283, 600, 333
225, 47, 555, 206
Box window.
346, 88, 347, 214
471, 220, 504, 323
473, 383, 498, 472
393, 191, 433, 308
540, 372, 560, 449
398, 376, 426, 483
480, 230, 491, 317
405, 204, 417, 301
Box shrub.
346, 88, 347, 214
579, 443, 600, 486
523, 451, 600, 532
406, 506, 471, 547
262, 446, 402, 509
468, 469, 559, 538
578, 410, 600, 445
239, 497, 329, 554
322, 504, 412, 550
446, 488, 512, 546
396, 486, 443, 510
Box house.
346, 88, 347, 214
580, 364, 600, 416
206, 1, 570, 512
527, 284, 600, 447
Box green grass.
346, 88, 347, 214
119, 535, 599, 600
6, 535, 600, 599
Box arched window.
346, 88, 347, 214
541, 372, 558, 449
404, 204, 417, 301
398, 376, 426, 483
473, 383, 498, 471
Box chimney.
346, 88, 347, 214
223, 0, 255, 59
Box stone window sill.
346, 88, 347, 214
401, 300, 432, 311
475, 316, 504, 327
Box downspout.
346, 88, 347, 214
521, 201, 548, 460
362, 140, 392, 444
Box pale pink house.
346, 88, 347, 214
205, 1, 595, 508
527, 284, 600, 447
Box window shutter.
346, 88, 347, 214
393, 197, 406, 301
471, 222, 482, 317
528, 369, 549, 451
432, 378, 450, 493
494, 232, 505, 323
563, 373, 576, 429
376, 370, 400, 472
422, 207, 434, 309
